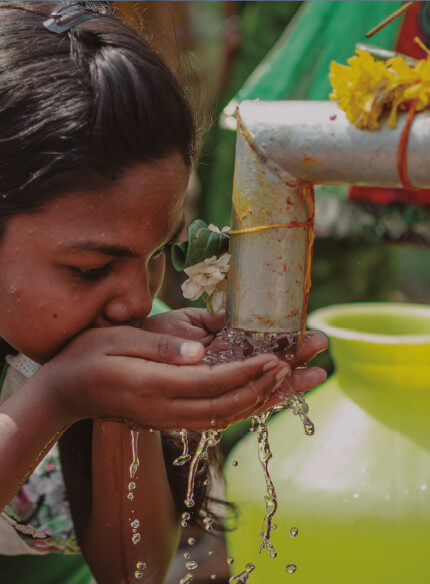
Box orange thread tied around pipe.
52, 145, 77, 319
228, 220, 312, 236
397, 98, 419, 191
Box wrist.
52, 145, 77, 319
31, 366, 81, 429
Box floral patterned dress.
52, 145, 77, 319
0, 354, 94, 583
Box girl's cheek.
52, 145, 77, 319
148, 255, 166, 298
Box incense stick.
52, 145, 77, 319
366, 1, 414, 39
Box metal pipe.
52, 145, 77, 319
225, 100, 430, 334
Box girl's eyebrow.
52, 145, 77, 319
62, 215, 186, 258
63, 242, 138, 258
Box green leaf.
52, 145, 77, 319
171, 219, 230, 271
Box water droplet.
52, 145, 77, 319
270, 549, 277, 558
131, 519, 140, 529
182, 512, 191, 522
208, 550, 214, 556
132, 533, 141, 544
210, 575, 217, 581
173, 454, 192, 467
185, 561, 198, 571
353, 492, 360, 499
128, 482, 136, 491
227, 556, 234, 565
421, 483, 428, 491
179, 575, 193, 584
135, 571, 144, 579
136, 562, 146, 570
289, 527, 298, 538
181, 520, 188, 528
183, 552, 190, 559
203, 479, 209, 486
286, 564, 297, 574
187, 537, 195, 546
272, 524, 278, 530
127, 492, 135, 501
232, 460, 238, 467
185, 498, 195, 508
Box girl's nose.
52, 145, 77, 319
103, 274, 153, 325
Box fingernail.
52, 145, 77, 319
262, 359, 278, 372
180, 342, 203, 359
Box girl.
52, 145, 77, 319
0, 2, 328, 583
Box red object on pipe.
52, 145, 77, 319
349, 0, 430, 207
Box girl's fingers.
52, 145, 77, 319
162, 362, 290, 429
287, 331, 329, 367
100, 326, 206, 365
183, 307, 226, 334
262, 366, 327, 411
282, 366, 327, 395
111, 353, 289, 399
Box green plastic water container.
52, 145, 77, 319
225, 302, 430, 582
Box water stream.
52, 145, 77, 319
127, 429, 146, 580
177, 327, 314, 582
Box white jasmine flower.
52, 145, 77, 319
181, 253, 230, 301
210, 278, 228, 313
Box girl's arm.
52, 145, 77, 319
60, 421, 179, 584
0, 374, 73, 511
1, 326, 288, 582
85, 422, 178, 584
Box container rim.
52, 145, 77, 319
307, 302, 430, 345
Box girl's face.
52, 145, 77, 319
0, 153, 189, 363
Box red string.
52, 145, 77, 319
397, 99, 419, 191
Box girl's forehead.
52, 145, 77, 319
5, 155, 189, 251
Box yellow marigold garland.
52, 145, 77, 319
329, 38, 430, 130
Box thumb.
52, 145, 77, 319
102, 326, 206, 365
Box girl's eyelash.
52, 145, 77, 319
151, 242, 172, 260
68, 263, 113, 282
66, 242, 172, 281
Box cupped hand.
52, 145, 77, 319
40, 325, 290, 431
143, 307, 329, 420
142, 307, 225, 347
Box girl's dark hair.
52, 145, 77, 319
0, 0, 228, 532
0, 0, 196, 225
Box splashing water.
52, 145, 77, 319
176, 327, 313, 580
173, 429, 192, 466
207, 328, 313, 560
127, 429, 145, 580
229, 562, 255, 583
290, 527, 299, 538
253, 410, 278, 557
129, 429, 140, 479
183, 429, 222, 509
185, 561, 198, 570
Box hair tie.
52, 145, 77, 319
43, 4, 102, 34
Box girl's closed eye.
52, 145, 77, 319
66, 262, 114, 282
